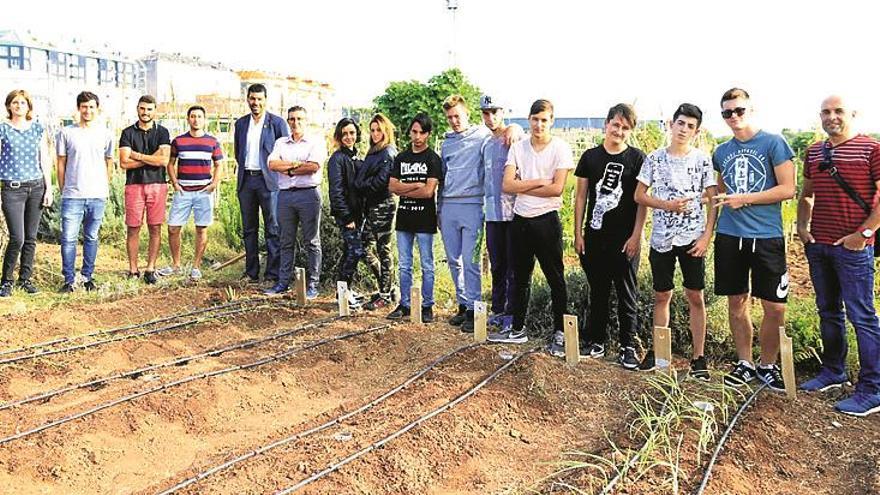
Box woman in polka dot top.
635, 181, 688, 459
0, 89, 54, 297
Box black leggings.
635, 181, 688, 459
1, 179, 45, 283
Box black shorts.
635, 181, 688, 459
713, 233, 788, 303
649, 243, 705, 292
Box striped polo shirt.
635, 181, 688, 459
804, 135, 880, 245
170, 132, 223, 191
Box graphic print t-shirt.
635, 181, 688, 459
575, 145, 646, 247
637, 147, 716, 252
392, 148, 442, 233
712, 131, 794, 238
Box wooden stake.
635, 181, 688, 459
563, 315, 579, 366
410, 285, 422, 324
336, 281, 350, 317
654, 326, 672, 373
295, 267, 306, 305
779, 326, 797, 400
474, 301, 487, 343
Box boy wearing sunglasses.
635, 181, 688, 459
712, 88, 795, 391
797, 95, 880, 417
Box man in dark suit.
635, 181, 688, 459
234, 83, 289, 283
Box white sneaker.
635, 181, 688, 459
190, 268, 203, 280
347, 290, 363, 308
157, 266, 179, 277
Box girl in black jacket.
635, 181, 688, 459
327, 118, 366, 304
355, 113, 397, 310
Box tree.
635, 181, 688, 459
373, 68, 482, 149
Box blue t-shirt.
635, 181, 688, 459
0, 121, 44, 181
481, 134, 514, 222
712, 130, 794, 238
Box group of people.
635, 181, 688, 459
0, 84, 878, 417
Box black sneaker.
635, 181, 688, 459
0, 281, 12, 297
17, 280, 39, 294
689, 356, 710, 381
448, 304, 467, 326
83, 280, 97, 292
143, 271, 158, 285
421, 306, 434, 323
461, 310, 475, 333
757, 363, 786, 392
59, 283, 75, 294
547, 330, 566, 358
638, 350, 657, 371
724, 361, 757, 387
126, 271, 140, 279
386, 305, 410, 320
583, 342, 605, 359
619, 347, 639, 370
364, 293, 391, 311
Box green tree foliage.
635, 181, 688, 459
373, 68, 482, 149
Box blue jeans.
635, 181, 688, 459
61, 198, 106, 284
397, 231, 434, 308
439, 202, 483, 310
805, 243, 880, 394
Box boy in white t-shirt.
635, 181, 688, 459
634, 103, 717, 378
489, 99, 574, 354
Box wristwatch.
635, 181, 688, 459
860, 227, 874, 239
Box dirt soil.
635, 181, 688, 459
0, 284, 875, 495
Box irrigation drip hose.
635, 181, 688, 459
155, 341, 492, 495
274, 348, 539, 495
0, 316, 341, 413
692, 383, 767, 495
0, 297, 267, 358
0, 322, 391, 447
0, 306, 257, 367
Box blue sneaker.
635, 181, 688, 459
501, 315, 513, 333
263, 283, 289, 296
800, 370, 851, 392
306, 284, 319, 300
487, 313, 504, 328
835, 392, 880, 417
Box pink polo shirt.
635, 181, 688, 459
268, 134, 327, 189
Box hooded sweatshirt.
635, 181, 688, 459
439, 125, 490, 208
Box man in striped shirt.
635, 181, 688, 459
797, 95, 880, 417
164, 105, 224, 280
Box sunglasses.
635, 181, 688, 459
819, 143, 835, 172
721, 107, 747, 119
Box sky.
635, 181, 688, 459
6, 0, 880, 135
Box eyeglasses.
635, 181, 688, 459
721, 107, 747, 119
819, 143, 834, 172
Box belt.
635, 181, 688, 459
1, 178, 43, 189
245, 170, 262, 176
280, 186, 317, 192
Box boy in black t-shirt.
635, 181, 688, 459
387, 113, 442, 322
573, 103, 648, 369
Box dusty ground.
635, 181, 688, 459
0, 280, 875, 494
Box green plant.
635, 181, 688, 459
374, 68, 482, 150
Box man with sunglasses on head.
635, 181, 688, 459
712, 88, 795, 392
797, 95, 880, 417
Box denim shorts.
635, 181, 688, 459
168, 189, 213, 227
